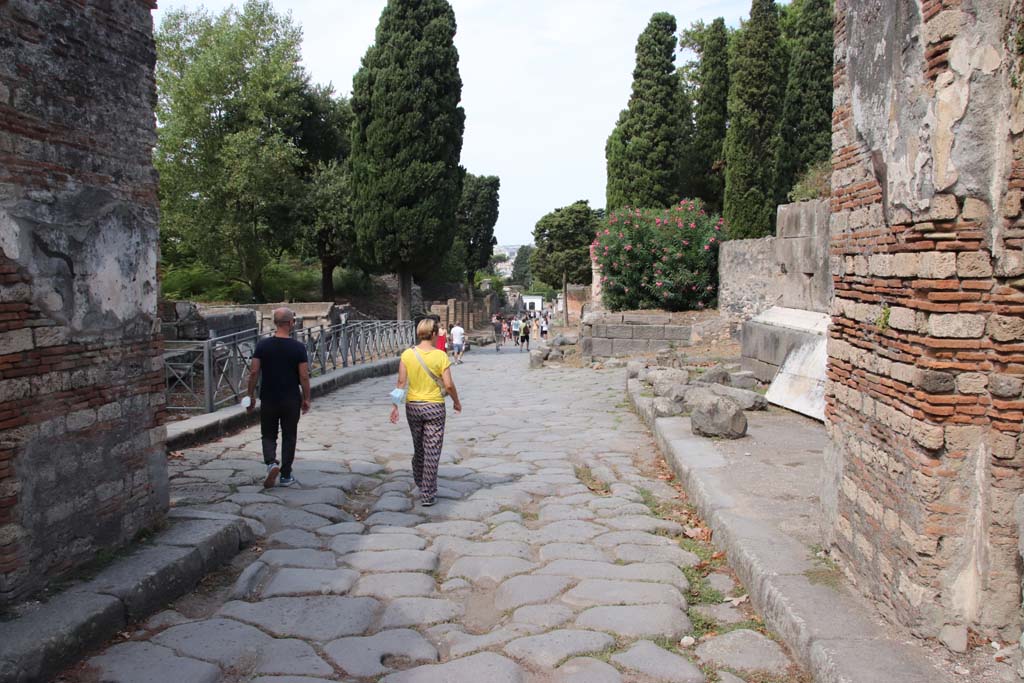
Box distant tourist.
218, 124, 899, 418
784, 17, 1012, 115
519, 315, 531, 351
492, 315, 503, 351
246, 307, 311, 488
511, 317, 521, 347
436, 324, 448, 356
390, 318, 463, 506
451, 321, 466, 364
540, 318, 549, 339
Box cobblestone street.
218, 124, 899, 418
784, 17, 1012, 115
74, 350, 802, 683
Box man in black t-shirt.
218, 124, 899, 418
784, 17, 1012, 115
247, 308, 311, 488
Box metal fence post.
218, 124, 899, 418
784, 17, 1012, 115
341, 325, 350, 368
203, 339, 215, 413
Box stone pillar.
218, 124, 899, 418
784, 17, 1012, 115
826, 0, 1023, 640
590, 257, 604, 312
0, 0, 167, 605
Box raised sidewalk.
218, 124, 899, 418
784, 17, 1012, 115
627, 378, 953, 683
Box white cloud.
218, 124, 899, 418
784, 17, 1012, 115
152, 0, 753, 244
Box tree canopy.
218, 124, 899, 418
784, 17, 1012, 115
350, 0, 466, 319
723, 0, 786, 238
687, 18, 730, 212
455, 174, 501, 293
530, 201, 597, 288
511, 245, 535, 287
606, 12, 687, 211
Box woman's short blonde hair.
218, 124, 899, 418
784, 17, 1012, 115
416, 318, 439, 341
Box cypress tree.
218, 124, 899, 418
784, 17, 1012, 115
350, 0, 465, 319
775, 0, 833, 202
723, 0, 786, 238
605, 12, 685, 211
691, 18, 730, 212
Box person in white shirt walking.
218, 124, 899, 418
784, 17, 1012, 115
450, 321, 466, 364
511, 317, 521, 347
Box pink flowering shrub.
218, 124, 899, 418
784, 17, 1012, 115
592, 199, 722, 311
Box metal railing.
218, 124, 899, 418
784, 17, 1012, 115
164, 320, 415, 414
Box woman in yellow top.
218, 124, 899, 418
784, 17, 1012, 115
390, 318, 462, 506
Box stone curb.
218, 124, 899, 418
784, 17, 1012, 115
166, 357, 401, 450
0, 517, 254, 683
626, 378, 953, 683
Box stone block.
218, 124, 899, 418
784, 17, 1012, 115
631, 325, 664, 340
611, 339, 651, 356
622, 313, 671, 325
962, 198, 990, 221
887, 306, 922, 332
605, 325, 633, 339
1004, 189, 1022, 218
955, 373, 988, 394
591, 324, 607, 338
929, 194, 959, 220
988, 315, 1024, 342
891, 252, 920, 277
0, 328, 33, 355
956, 252, 992, 278
663, 325, 691, 341
928, 313, 986, 338
919, 252, 957, 279
989, 374, 1024, 398
590, 338, 612, 357
915, 370, 955, 394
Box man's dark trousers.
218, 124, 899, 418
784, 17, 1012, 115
261, 396, 301, 477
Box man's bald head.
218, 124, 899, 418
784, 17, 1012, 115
272, 307, 295, 328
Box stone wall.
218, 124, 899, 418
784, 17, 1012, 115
580, 311, 732, 359
719, 200, 832, 321
0, 1, 167, 604
825, 0, 1023, 640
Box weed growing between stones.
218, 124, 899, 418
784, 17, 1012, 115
574, 464, 611, 495
682, 566, 725, 604
804, 544, 843, 589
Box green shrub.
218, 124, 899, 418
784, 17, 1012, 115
161, 264, 246, 302
594, 199, 722, 311
333, 266, 373, 297
787, 158, 831, 202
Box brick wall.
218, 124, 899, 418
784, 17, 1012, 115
0, 0, 167, 604
825, 0, 1023, 639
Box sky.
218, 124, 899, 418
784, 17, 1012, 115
152, 0, 752, 246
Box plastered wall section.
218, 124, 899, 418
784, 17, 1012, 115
825, 0, 1024, 639
0, 0, 168, 604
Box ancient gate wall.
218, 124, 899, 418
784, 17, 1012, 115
0, 0, 167, 604
825, 0, 1024, 638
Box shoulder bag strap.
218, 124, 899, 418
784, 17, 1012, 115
412, 348, 448, 397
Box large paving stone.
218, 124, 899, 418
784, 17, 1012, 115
84, 642, 221, 683
538, 543, 609, 562
561, 579, 686, 609
706, 572, 736, 594
537, 559, 689, 590
611, 543, 700, 567
380, 652, 525, 683
433, 625, 542, 658
350, 572, 437, 599
150, 617, 263, 667
330, 533, 427, 554
324, 629, 438, 677
416, 498, 502, 520
694, 629, 789, 675
302, 503, 352, 522
379, 597, 464, 628
341, 549, 438, 573
242, 504, 331, 531
267, 529, 322, 548
533, 520, 608, 543
220, 596, 380, 641
494, 575, 574, 611
512, 604, 574, 629
504, 629, 614, 669
415, 520, 488, 538
611, 640, 706, 683
316, 521, 365, 536
432, 537, 533, 562
446, 556, 536, 584
258, 549, 336, 568
261, 567, 359, 598
575, 604, 692, 639
556, 656, 623, 683
603, 516, 683, 535
364, 511, 426, 527
538, 504, 596, 521
691, 602, 748, 626
267, 487, 346, 506
592, 530, 676, 547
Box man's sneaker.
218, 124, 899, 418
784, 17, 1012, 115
421, 496, 436, 507
264, 463, 280, 489
279, 475, 295, 487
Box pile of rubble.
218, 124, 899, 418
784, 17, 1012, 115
628, 355, 767, 439
528, 333, 580, 368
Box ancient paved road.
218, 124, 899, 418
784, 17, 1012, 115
79, 348, 797, 683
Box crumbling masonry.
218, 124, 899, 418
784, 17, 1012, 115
0, 1, 167, 604
826, 0, 1024, 639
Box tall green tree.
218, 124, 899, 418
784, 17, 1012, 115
775, 0, 833, 202
155, 0, 309, 301
531, 201, 597, 325
455, 174, 501, 300
511, 245, 534, 287
606, 13, 686, 211
723, 0, 786, 238
350, 0, 466, 320
687, 18, 730, 212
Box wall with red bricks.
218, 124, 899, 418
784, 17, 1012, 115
0, 0, 167, 605
826, 0, 1023, 639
